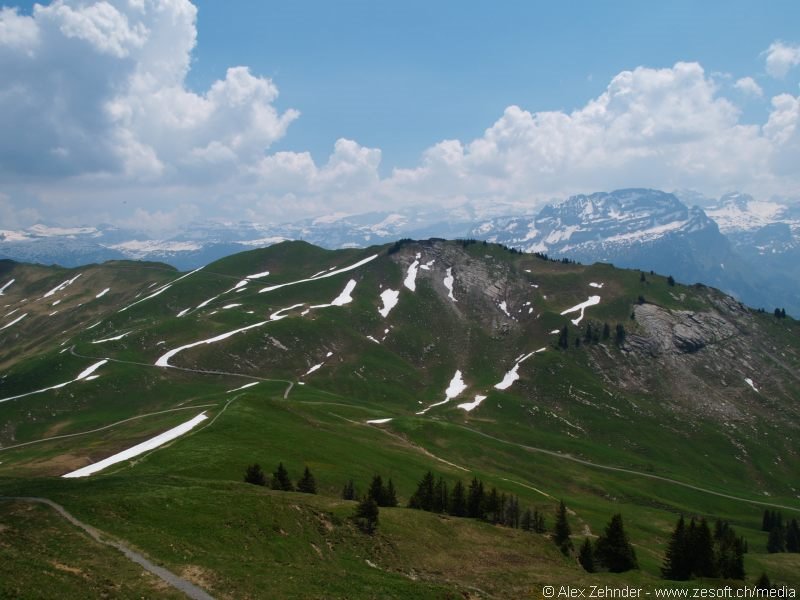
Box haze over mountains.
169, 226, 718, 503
2, 189, 798, 315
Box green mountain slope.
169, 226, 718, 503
1, 239, 798, 597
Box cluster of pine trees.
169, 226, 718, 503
554, 501, 638, 574
762, 510, 800, 553
661, 516, 746, 580
406, 472, 547, 532
557, 322, 625, 349
342, 474, 399, 507
244, 462, 317, 494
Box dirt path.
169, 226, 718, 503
0, 496, 215, 600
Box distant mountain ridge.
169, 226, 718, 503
1, 188, 798, 314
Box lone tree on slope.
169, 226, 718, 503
244, 463, 266, 486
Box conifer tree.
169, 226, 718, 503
484, 487, 500, 523
756, 573, 772, 592
432, 477, 449, 514
667, 275, 675, 286
296, 466, 317, 494
689, 518, 717, 577
368, 475, 385, 505
762, 509, 773, 532
467, 477, 485, 519
385, 479, 398, 507
342, 479, 356, 500
270, 462, 294, 491
534, 509, 547, 533
595, 513, 638, 573
409, 471, 435, 511
558, 326, 569, 349
553, 500, 573, 555
504, 495, 520, 528
786, 519, 800, 552
578, 538, 595, 573
354, 495, 379, 533
449, 480, 467, 517
244, 463, 266, 486
615, 324, 626, 346
662, 515, 691, 580
602, 322, 611, 340
767, 526, 785, 553
521, 508, 533, 532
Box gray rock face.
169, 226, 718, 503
629, 304, 737, 356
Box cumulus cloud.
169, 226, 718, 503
0, 0, 297, 181
764, 41, 800, 78
734, 76, 763, 97
1, 3, 800, 230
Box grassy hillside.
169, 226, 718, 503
1, 239, 799, 597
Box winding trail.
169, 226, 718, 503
0, 497, 215, 600
449, 423, 800, 513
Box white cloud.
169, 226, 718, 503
1, 5, 800, 231
734, 76, 763, 97
764, 41, 800, 78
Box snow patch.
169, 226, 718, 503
304, 363, 323, 376
378, 289, 400, 318
499, 301, 511, 317
494, 349, 545, 391
588, 282, 604, 289
366, 418, 392, 424
270, 303, 305, 320
404, 254, 421, 291
0, 279, 15, 295
560, 295, 601, 326
458, 395, 488, 412
418, 370, 467, 414
155, 320, 269, 367
744, 378, 759, 393
0, 312, 27, 331
63, 413, 208, 478
443, 268, 456, 302
259, 254, 378, 294
366, 335, 380, 344
227, 381, 259, 393
119, 266, 203, 313
95, 287, 110, 299
92, 331, 133, 344
43, 274, 82, 299
222, 303, 242, 309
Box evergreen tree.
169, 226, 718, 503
714, 520, 745, 580
662, 515, 691, 580
409, 471, 435, 511
521, 508, 533, 532
595, 513, 638, 573
689, 518, 717, 577
755, 573, 772, 592
553, 500, 573, 555
602, 322, 611, 340
534, 510, 547, 533
558, 326, 569, 349
615, 324, 626, 346
762, 509, 773, 532
449, 480, 467, 517
786, 519, 800, 552
467, 477, 485, 519
244, 463, 266, 486
767, 526, 785, 553
354, 495, 379, 533
385, 479, 398, 507
296, 466, 317, 494
484, 487, 500, 523
584, 323, 594, 344
578, 537, 595, 573
342, 479, 356, 500
504, 495, 521, 528
667, 275, 675, 286
640, 272, 646, 282
270, 462, 294, 491
368, 475, 385, 505
432, 477, 449, 514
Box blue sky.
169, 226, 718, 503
1, 1, 800, 230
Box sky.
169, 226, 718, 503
1, 0, 800, 232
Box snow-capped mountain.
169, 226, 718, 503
468, 189, 795, 315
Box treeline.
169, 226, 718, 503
762, 510, 800, 553
406, 471, 546, 531
244, 462, 317, 494
557, 321, 626, 349
662, 516, 747, 580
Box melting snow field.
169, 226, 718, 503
404, 254, 421, 291
366, 418, 392, 424
0, 313, 27, 331
120, 266, 204, 313
560, 295, 601, 325
155, 321, 269, 367
227, 381, 259, 393
745, 378, 759, 393
303, 363, 324, 376
417, 370, 467, 415
259, 254, 377, 294
43, 274, 82, 299
494, 348, 546, 391
378, 289, 400, 318
589, 282, 604, 289
499, 301, 511, 317
443, 268, 456, 302
91, 331, 133, 344
0, 359, 108, 404
95, 287, 110, 298
63, 413, 209, 478
457, 394, 487, 412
